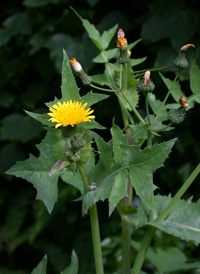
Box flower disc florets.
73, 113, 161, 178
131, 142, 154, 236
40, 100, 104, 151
47, 100, 95, 128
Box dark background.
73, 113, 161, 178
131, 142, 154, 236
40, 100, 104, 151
0, 0, 200, 273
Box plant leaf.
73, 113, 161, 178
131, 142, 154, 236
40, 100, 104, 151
159, 72, 185, 103
61, 250, 79, 274
61, 49, 80, 101
189, 59, 200, 103
81, 91, 109, 107
6, 132, 59, 213
31, 255, 47, 274
127, 139, 176, 210
109, 169, 129, 216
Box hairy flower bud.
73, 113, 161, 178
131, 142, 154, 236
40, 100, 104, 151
69, 58, 91, 85
115, 28, 129, 64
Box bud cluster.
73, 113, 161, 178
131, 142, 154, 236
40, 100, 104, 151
64, 131, 93, 162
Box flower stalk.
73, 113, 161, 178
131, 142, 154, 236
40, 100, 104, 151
76, 161, 104, 274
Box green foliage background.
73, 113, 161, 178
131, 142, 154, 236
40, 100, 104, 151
1, 0, 200, 273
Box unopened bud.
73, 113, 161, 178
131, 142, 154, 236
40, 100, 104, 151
142, 71, 151, 86
69, 57, 91, 85
179, 96, 188, 108
174, 51, 189, 69
181, 44, 195, 52
118, 28, 125, 39
136, 71, 155, 94
69, 58, 82, 72
168, 106, 186, 124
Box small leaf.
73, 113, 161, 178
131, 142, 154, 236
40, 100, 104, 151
130, 57, 147, 67
61, 250, 79, 274
159, 72, 185, 102
93, 49, 117, 63
25, 111, 52, 126
82, 91, 109, 107
31, 255, 47, 274
99, 24, 118, 50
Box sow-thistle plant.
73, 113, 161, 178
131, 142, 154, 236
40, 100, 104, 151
7, 9, 200, 274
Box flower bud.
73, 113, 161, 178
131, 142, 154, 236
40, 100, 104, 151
168, 106, 186, 124
136, 71, 155, 94
115, 28, 129, 64
69, 58, 91, 85
174, 51, 189, 69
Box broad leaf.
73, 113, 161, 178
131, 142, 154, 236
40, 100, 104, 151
132, 241, 200, 273
6, 132, 59, 213
127, 139, 176, 210
31, 255, 47, 274
129, 195, 200, 245
61, 250, 79, 274
130, 57, 147, 67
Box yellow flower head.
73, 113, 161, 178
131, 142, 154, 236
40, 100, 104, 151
47, 100, 95, 128
116, 37, 127, 50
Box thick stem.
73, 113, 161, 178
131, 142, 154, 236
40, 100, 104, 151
76, 161, 104, 274
122, 216, 131, 274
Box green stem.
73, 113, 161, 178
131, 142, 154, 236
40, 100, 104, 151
145, 94, 152, 147
132, 162, 200, 274
76, 161, 104, 274
132, 66, 168, 75
122, 216, 131, 274
120, 90, 146, 125
90, 83, 118, 93
132, 227, 156, 274
119, 64, 132, 274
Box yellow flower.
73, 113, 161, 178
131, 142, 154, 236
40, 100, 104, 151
47, 100, 95, 128
116, 37, 127, 50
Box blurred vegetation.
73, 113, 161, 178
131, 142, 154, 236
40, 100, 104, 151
0, 0, 200, 273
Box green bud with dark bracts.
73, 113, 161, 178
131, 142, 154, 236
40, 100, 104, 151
64, 148, 74, 159
168, 106, 186, 124
115, 48, 130, 64
174, 51, 189, 69
83, 130, 94, 143
136, 79, 155, 94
